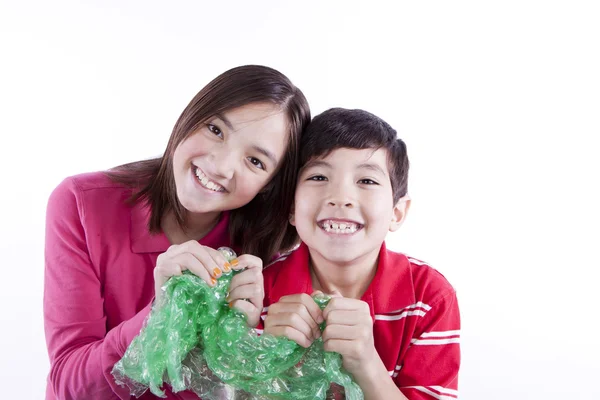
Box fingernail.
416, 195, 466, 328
228, 302, 233, 308
223, 262, 231, 272
210, 278, 217, 286
231, 259, 239, 267
213, 268, 222, 278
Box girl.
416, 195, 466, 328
44, 65, 311, 400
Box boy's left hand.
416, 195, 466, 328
322, 293, 378, 377
226, 254, 264, 328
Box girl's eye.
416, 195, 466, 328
248, 157, 265, 170
359, 178, 378, 185
207, 124, 223, 138
308, 175, 327, 181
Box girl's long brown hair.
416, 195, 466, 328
107, 65, 311, 263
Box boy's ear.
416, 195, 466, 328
389, 195, 411, 232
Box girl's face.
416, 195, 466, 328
172, 102, 289, 218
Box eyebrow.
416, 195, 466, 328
303, 160, 387, 175
303, 160, 332, 170
252, 145, 278, 166
214, 113, 234, 131
357, 162, 387, 176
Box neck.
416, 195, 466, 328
162, 209, 221, 245
309, 247, 380, 299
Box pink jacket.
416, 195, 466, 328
44, 172, 230, 399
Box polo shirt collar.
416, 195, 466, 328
270, 241, 417, 316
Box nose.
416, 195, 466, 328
209, 145, 236, 180
326, 182, 356, 208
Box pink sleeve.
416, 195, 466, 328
43, 178, 151, 400
394, 292, 461, 400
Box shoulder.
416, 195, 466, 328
47, 171, 134, 226
381, 248, 456, 308
406, 254, 455, 302
50, 171, 127, 199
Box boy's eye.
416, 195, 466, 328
307, 175, 327, 181
248, 157, 265, 170
358, 178, 379, 185
207, 123, 223, 138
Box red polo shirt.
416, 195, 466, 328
44, 172, 231, 400
261, 242, 460, 400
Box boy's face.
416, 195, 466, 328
291, 147, 410, 267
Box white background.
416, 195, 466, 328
1, 1, 599, 399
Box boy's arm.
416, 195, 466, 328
322, 296, 408, 400
351, 357, 409, 400
394, 291, 461, 400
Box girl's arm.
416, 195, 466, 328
44, 178, 151, 400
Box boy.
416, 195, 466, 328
258, 108, 460, 399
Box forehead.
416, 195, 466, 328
305, 147, 390, 175
222, 102, 287, 130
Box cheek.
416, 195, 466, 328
234, 174, 269, 200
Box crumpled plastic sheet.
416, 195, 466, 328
112, 248, 363, 400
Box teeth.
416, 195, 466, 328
194, 167, 223, 192
320, 220, 360, 234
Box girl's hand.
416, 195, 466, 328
226, 254, 264, 327
153, 240, 231, 302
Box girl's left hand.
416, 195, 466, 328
226, 254, 264, 327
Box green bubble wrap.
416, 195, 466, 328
112, 262, 363, 399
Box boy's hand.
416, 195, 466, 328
226, 254, 264, 328
263, 292, 324, 348
322, 293, 379, 377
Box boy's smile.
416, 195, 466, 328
291, 148, 409, 269
318, 218, 363, 235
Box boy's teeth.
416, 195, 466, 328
321, 220, 359, 234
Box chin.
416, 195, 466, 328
317, 249, 360, 265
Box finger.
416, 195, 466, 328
186, 247, 223, 280
280, 293, 324, 324
231, 254, 262, 271
323, 309, 366, 326
153, 262, 184, 297
229, 266, 263, 288
230, 300, 260, 328
263, 325, 313, 348
266, 303, 321, 340
329, 289, 343, 298
168, 241, 227, 278
323, 338, 354, 354
323, 298, 369, 320
323, 322, 373, 344
204, 246, 234, 273
227, 283, 263, 309
170, 253, 216, 286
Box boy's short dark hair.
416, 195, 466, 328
299, 108, 409, 203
